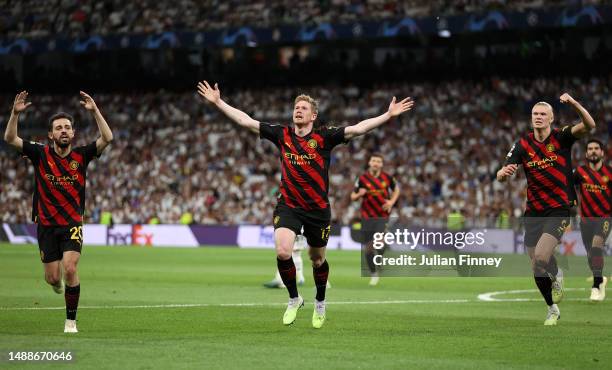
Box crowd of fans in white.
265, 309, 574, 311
1, 75, 611, 225
1, 0, 605, 39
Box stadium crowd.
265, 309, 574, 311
1, 0, 608, 40
1, 75, 611, 226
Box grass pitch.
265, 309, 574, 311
0, 243, 610, 369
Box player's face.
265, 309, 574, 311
293, 100, 317, 127
531, 105, 553, 130
586, 143, 603, 164
368, 157, 383, 172
48, 118, 74, 148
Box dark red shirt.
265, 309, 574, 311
354, 171, 397, 219
22, 141, 99, 226
260, 123, 347, 210
505, 126, 577, 212
574, 164, 612, 218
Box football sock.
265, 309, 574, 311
590, 247, 604, 288
365, 250, 376, 273
65, 284, 80, 320
534, 276, 553, 306
313, 260, 329, 301
277, 257, 298, 298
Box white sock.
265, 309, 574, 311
293, 250, 304, 282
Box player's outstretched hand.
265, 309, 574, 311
197, 81, 221, 105
497, 164, 518, 181
79, 91, 98, 111
559, 93, 576, 105
12, 91, 32, 114
388, 96, 414, 117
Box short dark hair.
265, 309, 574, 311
48, 112, 74, 132
370, 152, 384, 161
586, 138, 605, 151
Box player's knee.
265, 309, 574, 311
45, 273, 60, 286
275, 239, 294, 260
533, 257, 548, 272
310, 254, 324, 267
275, 243, 292, 260
63, 264, 78, 278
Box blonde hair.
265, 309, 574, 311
294, 94, 318, 115
533, 101, 554, 121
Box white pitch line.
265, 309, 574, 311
477, 288, 588, 302
0, 299, 471, 311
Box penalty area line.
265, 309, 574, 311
0, 299, 472, 311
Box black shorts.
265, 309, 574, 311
362, 218, 389, 244
37, 224, 83, 263
523, 207, 570, 248
273, 203, 331, 248
580, 217, 612, 251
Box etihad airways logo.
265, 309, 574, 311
527, 155, 557, 169
584, 183, 608, 192
45, 173, 79, 187
284, 153, 316, 160
368, 188, 386, 196
284, 152, 317, 166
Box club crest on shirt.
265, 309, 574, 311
603, 176, 609, 183
546, 144, 555, 153
307, 139, 318, 149
69, 160, 79, 170
381, 181, 387, 187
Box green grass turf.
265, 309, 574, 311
0, 243, 610, 369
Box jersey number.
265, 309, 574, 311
321, 225, 331, 241
70, 226, 83, 244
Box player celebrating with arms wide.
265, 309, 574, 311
4, 91, 113, 333
497, 93, 595, 325
197, 81, 413, 328
573, 139, 610, 301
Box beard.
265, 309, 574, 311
54, 138, 71, 149
588, 155, 602, 164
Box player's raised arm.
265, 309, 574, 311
344, 96, 414, 140
197, 80, 260, 134
80, 91, 113, 155
561, 93, 596, 138
3, 91, 32, 151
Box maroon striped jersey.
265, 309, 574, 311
505, 126, 577, 212
573, 164, 612, 218
22, 141, 99, 226
354, 171, 397, 219
260, 123, 347, 210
